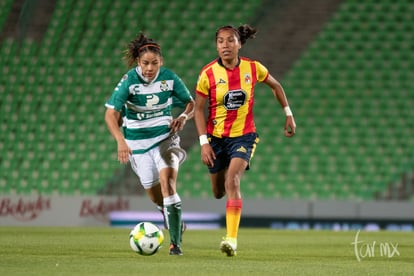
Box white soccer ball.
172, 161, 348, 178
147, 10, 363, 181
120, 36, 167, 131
129, 222, 164, 256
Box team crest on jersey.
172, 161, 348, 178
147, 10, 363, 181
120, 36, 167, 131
160, 80, 169, 91
244, 73, 251, 84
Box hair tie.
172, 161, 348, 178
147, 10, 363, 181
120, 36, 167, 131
138, 43, 160, 51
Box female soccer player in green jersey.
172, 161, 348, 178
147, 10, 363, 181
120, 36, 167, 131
194, 24, 296, 256
105, 33, 194, 255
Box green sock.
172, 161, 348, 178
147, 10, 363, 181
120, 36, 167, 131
165, 202, 182, 246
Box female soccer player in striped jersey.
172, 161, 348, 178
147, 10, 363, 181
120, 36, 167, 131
194, 24, 296, 256
105, 33, 194, 255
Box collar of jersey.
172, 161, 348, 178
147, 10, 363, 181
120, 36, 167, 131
135, 66, 160, 85
217, 57, 241, 70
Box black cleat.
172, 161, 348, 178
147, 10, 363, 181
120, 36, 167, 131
169, 244, 183, 256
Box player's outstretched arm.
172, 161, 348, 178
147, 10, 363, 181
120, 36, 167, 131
170, 99, 195, 133
104, 108, 131, 163
264, 74, 296, 137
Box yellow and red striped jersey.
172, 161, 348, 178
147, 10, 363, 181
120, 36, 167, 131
196, 57, 269, 138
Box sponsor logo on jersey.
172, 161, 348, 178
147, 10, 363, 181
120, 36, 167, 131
223, 89, 247, 110
146, 94, 160, 107
129, 84, 141, 95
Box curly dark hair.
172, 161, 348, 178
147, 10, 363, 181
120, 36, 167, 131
123, 32, 162, 67
215, 24, 257, 45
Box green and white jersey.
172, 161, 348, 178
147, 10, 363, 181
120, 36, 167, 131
105, 66, 193, 154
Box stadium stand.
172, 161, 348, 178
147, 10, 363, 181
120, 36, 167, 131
0, 0, 413, 200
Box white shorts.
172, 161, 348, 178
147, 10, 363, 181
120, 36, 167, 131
129, 134, 186, 189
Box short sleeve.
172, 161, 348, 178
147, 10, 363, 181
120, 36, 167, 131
195, 71, 209, 97
255, 61, 269, 82
172, 73, 193, 104
105, 74, 130, 112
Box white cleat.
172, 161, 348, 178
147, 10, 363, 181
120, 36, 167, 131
220, 237, 237, 257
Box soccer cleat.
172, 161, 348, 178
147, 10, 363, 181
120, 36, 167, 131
220, 237, 237, 257
169, 244, 183, 256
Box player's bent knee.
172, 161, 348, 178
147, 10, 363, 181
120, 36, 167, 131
165, 152, 180, 170
213, 190, 226, 199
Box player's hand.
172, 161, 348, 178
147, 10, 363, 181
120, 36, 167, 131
201, 144, 216, 168
284, 116, 296, 137
170, 116, 186, 133
117, 140, 132, 164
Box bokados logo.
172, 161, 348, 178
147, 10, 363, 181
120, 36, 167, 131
79, 197, 130, 222
0, 197, 51, 221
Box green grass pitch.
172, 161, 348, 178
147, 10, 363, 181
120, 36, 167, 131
0, 227, 413, 275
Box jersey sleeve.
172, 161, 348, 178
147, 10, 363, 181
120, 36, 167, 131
172, 73, 193, 105
105, 74, 130, 112
195, 70, 209, 97
255, 61, 269, 82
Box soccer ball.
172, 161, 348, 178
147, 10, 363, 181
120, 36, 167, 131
129, 222, 164, 256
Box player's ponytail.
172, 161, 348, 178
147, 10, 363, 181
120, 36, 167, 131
237, 24, 257, 45
123, 33, 162, 68
215, 24, 257, 45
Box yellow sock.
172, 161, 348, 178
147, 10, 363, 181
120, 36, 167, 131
226, 199, 242, 238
